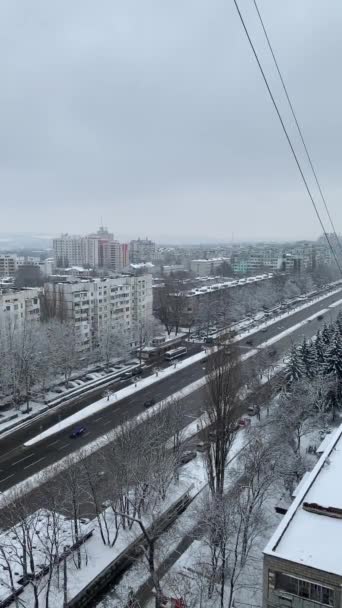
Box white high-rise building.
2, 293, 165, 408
0, 255, 18, 277
53, 228, 129, 271
129, 238, 156, 263
44, 274, 153, 351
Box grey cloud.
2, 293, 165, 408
0, 0, 341, 241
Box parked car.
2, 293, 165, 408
317, 315, 324, 321
70, 426, 87, 439
144, 398, 155, 408
122, 370, 133, 378
238, 417, 251, 428
179, 451, 197, 465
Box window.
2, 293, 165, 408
273, 572, 334, 607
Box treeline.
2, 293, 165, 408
286, 312, 342, 419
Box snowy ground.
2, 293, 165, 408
3, 459, 207, 608
0, 509, 92, 604
96, 405, 332, 608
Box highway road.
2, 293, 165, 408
0, 288, 341, 493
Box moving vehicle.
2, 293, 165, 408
164, 346, 187, 361
70, 426, 87, 438
144, 398, 155, 408
317, 314, 324, 321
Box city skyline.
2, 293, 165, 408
0, 0, 341, 240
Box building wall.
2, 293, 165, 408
263, 554, 342, 608
0, 288, 41, 332
0, 255, 18, 277
44, 274, 153, 351
129, 239, 156, 263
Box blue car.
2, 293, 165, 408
70, 426, 86, 439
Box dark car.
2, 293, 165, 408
70, 426, 86, 439
317, 315, 324, 321
246, 339, 254, 346
179, 451, 197, 465
144, 398, 155, 408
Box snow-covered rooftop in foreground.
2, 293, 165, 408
264, 424, 342, 576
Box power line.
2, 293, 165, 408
231, 0, 342, 277
252, 0, 342, 258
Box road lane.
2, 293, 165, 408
0, 289, 341, 493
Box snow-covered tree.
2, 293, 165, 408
299, 337, 316, 378
285, 345, 305, 387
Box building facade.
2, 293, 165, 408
0, 255, 18, 277
190, 258, 231, 276
53, 227, 129, 271
129, 238, 156, 263
263, 425, 342, 608
0, 288, 41, 332
44, 274, 153, 351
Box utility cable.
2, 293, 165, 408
252, 0, 342, 258
232, 0, 342, 276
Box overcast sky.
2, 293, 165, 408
1, 0, 342, 243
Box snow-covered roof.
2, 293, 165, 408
130, 262, 154, 269
264, 424, 342, 575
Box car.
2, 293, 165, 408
204, 337, 214, 345
70, 426, 86, 438
179, 451, 197, 465
246, 339, 254, 346
317, 315, 324, 321
134, 367, 144, 375
261, 327, 268, 333
122, 370, 133, 378
238, 417, 251, 428
144, 398, 155, 408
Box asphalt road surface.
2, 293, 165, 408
0, 288, 341, 493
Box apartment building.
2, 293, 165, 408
129, 238, 156, 263
53, 227, 129, 271
0, 288, 41, 331
263, 425, 342, 608
190, 257, 230, 276
44, 274, 153, 350
0, 255, 18, 276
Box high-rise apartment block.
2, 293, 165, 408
0, 255, 18, 276
44, 274, 153, 350
0, 288, 41, 332
129, 238, 156, 263
53, 227, 129, 272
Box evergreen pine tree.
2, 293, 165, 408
324, 336, 342, 420
322, 323, 333, 346
314, 330, 326, 367
299, 337, 316, 378
286, 345, 305, 387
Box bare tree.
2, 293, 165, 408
203, 339, 242, 496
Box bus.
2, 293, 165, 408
164, 346, 187, 361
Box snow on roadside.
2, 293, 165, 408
25, 299, 332, 448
